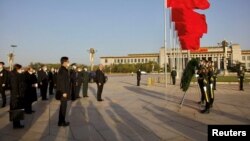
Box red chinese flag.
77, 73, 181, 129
172, 8, 206, 24
175, 22, 207, 36
193, 0, 210, 10
180, 35, 201, 50
167, 0, 210, 10
173, 8, 207, 36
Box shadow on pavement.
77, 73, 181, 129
106, 97, 161, 140
88, 84, 97, 99
140, 99, 207, 141
0, 91, 52, 140
123, 85, 200, 111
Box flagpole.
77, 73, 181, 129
169, 7, 172, 74
177, 34, 181, 79
164, 0, 168, 87
172, 22, 176, 70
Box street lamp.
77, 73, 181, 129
218, 40, 232, 76
87, 48, 97, 71
8, 45, 17, 71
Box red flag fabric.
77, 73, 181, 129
167, 0, 210, 10
193, 0, 210, 10
172, 8, 206, 24
172, 8, 207, 36
175, 21, 207, 36
179, 35, 201, 50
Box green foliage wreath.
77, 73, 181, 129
180, 58, 199, 92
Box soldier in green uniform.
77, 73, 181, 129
207, 62, 215, 108
82, 68, 89, 97
197, 60, 206, 105
237, 66, 245, 91
197, 66, 206, 105
171, 68, 177, 85
200, 67, 211, 114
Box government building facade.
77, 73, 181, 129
100, 44, 250, 71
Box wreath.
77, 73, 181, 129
180, 58, 199, 92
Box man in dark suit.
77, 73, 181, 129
75, 67, 83, 99
136, 69, 141, 86
38, 65, 49, 100
0, 62, 8, 107
48, 67, 56, 95
95, 64, 106, 101
238, 66, 245, 91
82, 68, 89, 98
10, 64, 25, 128
171, 68, 177, 85
70, 63, 77, 101
56, 56, 71, 127
24, 67, 38, 114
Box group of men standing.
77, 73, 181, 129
55, 57, 106, 127
69, 63, 89, 101
0, 62, 39, 128
0, 59, 107, 129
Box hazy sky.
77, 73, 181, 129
0, 0, 250, 66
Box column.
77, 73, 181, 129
182, 55, 185, 69
187, 50, 191, 61
217, 56, 221, 70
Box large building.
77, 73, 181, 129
100, 44, 250, 71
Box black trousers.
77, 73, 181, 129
208, 83, 214, 107
49, 82, 54, 94
82, 83, 88, 97
204, 84, 213, 110
40, 84, 48, 100
0, 89, 6, 106
58, 100, 67, 124
13, 121, 21, 128
198, 81, 205, 102
24, 101, 32, 113
75, 85, 81, 98
71, 86, 76, 100
172, 76, 176, 85
239, 77, 244, 90
137, 79, 140, 86
97, 84, 104, 100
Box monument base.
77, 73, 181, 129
223, 70, 228, 76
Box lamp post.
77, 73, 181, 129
87, 48, 97, 71
8, 45, 17, 71
218, 40, 230, 76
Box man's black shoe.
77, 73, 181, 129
98, 99, 104, 102
200, 109, 209, 114
13, 125, 24, 129
25, 111, 32, 114
58, 122, 70, 127
198, 101, 204, 105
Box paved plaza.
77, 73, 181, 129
0, 74, 250, 141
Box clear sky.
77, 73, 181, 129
0, 0, 250, 66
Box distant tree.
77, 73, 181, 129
103, 62, 160, 73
